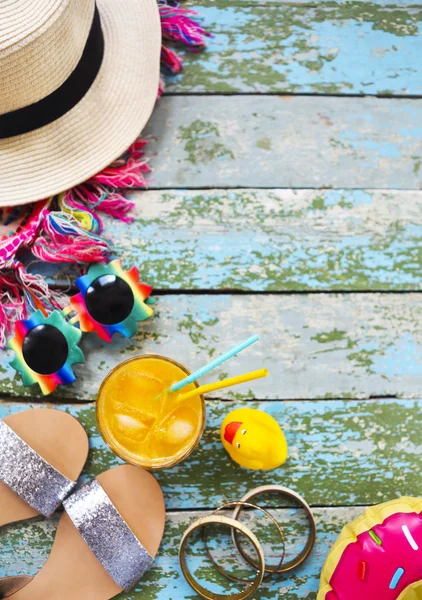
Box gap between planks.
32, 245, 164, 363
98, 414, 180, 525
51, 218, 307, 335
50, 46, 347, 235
167, 0, 422, 96
142, 96, 422, 190
0, 398, 420, 508
0, 505, 366, 600
2, 293, 422, 401
0, 394, 402, 405
33, 188, 422, 293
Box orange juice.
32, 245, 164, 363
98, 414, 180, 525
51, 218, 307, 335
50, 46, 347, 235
96, 355, 205, 469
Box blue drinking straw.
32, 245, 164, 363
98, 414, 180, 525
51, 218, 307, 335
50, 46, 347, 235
170, 334, 259, 392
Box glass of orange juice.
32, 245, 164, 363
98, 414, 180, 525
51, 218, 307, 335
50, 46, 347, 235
96, 355, 206, 469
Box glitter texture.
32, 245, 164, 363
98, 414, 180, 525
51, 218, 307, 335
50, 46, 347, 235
63, 479, 153, 590
0, 420, 76, 516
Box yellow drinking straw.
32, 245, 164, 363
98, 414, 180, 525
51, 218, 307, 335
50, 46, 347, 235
176, 368, 268, 404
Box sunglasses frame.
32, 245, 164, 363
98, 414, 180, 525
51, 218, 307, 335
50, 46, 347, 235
9, 260, 153, 395
9, 310, 84, 395
69, 259, 153, 342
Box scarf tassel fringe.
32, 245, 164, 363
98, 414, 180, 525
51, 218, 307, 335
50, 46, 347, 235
0, 3, 210, 346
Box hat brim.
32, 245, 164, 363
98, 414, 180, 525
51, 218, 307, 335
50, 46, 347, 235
0, 0, 161, 207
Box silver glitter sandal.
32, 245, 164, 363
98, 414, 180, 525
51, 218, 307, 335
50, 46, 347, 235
0, 408, 89, 526
5, 465, 166, 600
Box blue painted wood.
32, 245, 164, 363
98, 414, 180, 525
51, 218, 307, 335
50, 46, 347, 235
2, 294, 422, 401
0, 506, 361, 599
193, 1, 422, 5
29, 188, 422, 292
0, 398, 419, 508
143, 96, 422, 189
171, 3, 422, 95
1, 3, 420, 599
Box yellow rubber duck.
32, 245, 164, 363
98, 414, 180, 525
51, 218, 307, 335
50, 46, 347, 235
220, 408, 288, 471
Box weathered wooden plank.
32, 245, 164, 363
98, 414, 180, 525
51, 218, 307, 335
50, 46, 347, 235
144, 96, 422, 189
192, 0, 422, 6
2, 293, 422, 400
171, 2, 422, 95
0, 506, 361, 599
37, 188, 422, 292
0, 398, 420, 507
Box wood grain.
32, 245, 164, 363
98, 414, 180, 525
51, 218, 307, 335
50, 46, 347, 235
171, 2, 422, 95
0, 398, 419, 508
3, 293, 422, 400
36, 188, 422, 292
0, 506, 362, 600
2, 5, 421, 600
191, 0, 422, 6
143, 96, 422, 189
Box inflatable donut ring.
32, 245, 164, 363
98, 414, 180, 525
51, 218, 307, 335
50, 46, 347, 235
318, 497, 422, 600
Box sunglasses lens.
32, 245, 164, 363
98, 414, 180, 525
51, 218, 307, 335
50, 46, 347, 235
22, 324, 69, 375
85, 274, 134, 325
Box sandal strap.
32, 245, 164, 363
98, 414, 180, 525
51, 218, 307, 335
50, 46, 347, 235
63, 479, 153, 591
0, 421, 76, 517
0, 576, 33, 598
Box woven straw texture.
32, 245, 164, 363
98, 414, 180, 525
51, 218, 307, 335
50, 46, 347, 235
0, 0, 161, 207
0, 1, 93, 113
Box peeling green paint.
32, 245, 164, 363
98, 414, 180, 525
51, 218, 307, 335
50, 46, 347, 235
142, 96, 422, 189
164, 1, 422, 95
256, 136, 272, 151
0, 506, 369, 599
347, 348, 378, 373
3, 293, 422, 401
310, 196, 326, 210
2, 5, 421, 600
46, 188, 422, 293
179, 120, 234, 165
312, 329, 348, 344
1, 398, 421, 508
412, 156, 421, 174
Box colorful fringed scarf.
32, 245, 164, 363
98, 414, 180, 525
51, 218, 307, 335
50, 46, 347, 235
0, 1, 210, 347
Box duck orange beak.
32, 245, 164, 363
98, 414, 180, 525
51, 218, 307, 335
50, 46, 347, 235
224, 421, 242, 445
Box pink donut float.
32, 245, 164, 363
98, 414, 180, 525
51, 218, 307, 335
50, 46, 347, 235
318, 497, 422, 600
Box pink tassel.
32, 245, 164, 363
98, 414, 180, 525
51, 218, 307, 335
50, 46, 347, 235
159, 1, 211, 74
1, 1, 211, 346
161, 46, 183, 74
60, 139, 150, 226
0, 263, 67, 346
14, 262, 67, 311
62, 139, 150, 226
0, 200, 50, 270
158, 76, 166, 97
32, 213, 110, 264
159, 2, 210, 48
0, 138, 150, 346
90, 140, 151, 189
32, 235, 109, 264
0, 273, 26, 347
86, 190, 136, 223
66, 185, 135, 225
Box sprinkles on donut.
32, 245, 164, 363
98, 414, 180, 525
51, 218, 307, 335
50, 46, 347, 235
318, 497, 422, 600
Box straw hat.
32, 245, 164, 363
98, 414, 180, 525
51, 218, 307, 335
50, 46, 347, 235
0, 0, 161, 207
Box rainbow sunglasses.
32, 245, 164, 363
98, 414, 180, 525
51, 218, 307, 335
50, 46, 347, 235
9, 260, 153, 395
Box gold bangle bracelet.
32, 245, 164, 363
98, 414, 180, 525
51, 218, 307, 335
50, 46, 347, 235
179, 514, 265, 600
204, 502, 286, 580
232, 485, 316, 573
